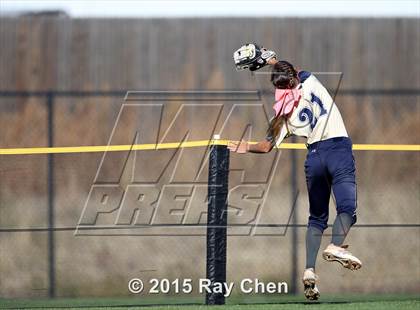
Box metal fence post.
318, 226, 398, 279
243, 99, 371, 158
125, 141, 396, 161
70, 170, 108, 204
290, 135, 298, 294
46, 92, 55, 298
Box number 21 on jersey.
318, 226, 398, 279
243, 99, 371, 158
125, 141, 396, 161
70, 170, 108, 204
298, 93, 328, 130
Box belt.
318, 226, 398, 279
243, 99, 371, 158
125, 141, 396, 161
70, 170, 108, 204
306, 137, 349, 150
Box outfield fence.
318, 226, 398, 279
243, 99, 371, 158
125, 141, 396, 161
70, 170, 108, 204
1, 89, 419, 304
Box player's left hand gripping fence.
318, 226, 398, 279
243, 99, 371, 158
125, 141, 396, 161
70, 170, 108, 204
206, 144, 229, 305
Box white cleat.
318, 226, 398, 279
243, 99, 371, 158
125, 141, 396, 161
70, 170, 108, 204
302, 268, 320, 301
322, 243, 362, 270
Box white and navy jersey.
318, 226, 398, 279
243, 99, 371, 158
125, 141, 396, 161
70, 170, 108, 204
275, 71, 348, 146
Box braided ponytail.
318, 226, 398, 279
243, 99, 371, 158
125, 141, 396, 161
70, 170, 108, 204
270, 60, 298, 89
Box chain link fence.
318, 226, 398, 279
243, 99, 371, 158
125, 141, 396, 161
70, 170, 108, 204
0, 16, 419, 305
0, 88, 418, 304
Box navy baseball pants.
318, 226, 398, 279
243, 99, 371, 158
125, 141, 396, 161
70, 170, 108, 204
304, 137, 357, 232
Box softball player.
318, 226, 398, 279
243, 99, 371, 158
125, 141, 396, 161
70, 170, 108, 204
229, 43, 362, 300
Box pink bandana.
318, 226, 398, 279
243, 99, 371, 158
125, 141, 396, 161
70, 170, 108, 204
273, 88, 302, 117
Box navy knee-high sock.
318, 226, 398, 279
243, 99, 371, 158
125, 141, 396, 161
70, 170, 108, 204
331, 213, 353, 246
306, 226, 323, 269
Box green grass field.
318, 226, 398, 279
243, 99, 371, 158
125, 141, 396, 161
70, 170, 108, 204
1, 295, 419, 310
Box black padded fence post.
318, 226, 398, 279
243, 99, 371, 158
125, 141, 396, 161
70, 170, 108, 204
205, 143, 229, 305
